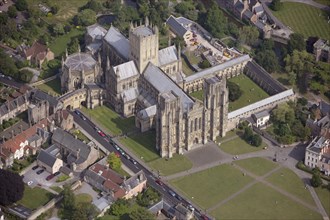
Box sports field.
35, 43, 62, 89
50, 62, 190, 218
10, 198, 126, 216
272, 2, 330, 41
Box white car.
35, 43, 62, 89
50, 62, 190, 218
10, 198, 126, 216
27, 181, 33, 186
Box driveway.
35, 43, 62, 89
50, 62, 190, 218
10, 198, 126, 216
23, 166, 58, 188
74, 182, 99, 201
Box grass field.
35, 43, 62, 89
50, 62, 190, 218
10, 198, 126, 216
234, 157, 278, 176
75, 193, 92, 204
189, 90, 204, 101
119, 131, 159, 162
211, 183, 322, 220
81, 106, 136, 136
50, 186, 63, 193
228, 74, 269, 111
315, 187, 330, 216
170, 164, 253, 209
182, 57, 195, 76
18, 186, 54, 210
148, 154, 193, 176
266, 168, 316, 205
36, 78, 62, 96
49, 29, 84, 57
219, 136, 264, 155
216, 130, 239, 142
272, 2, 330, 41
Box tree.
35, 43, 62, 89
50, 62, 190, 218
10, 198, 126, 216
74, 202, 97, 220
137, 187, 161, 207
255, 50, 279, 73
59, 185, 76, 220
73, 9, 96, 26
51, 5, 59, 14
0, 50, 19, 79
204, 4, 227, 38
0, 169, 24, 206
238, 26, 259, 46
52, 23, 65, 36
270, 0, 283, 11
81, 0, 103, 12
227, 81, 243, 102
107, 152, 121, 170
109, 198, 130, 216
8, 6, 18, 18
311, 168, 322, 187
250, 134, 262, 147
243, 127, 253, 141
67, 37, 80, 54
15, 0, 28, 11
19, 69, 34, 83
129, 206, 155, 220
288, 33, 305, 54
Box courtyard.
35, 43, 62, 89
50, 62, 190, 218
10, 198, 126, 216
36, 78, 61, 97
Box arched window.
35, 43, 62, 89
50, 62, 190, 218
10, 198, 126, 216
195, 118, 197, 131
199, 118, 202, 129
190, 121, 193, 132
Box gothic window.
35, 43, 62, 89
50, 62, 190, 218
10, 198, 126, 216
194, 118, 197, 131
173, 66, 176, 71
122, 84, 126, 90
129, 82, 132, 87
190, 121, 193, 132
199, 118, 202, 129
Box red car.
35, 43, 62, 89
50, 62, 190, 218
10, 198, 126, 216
98, 131, 106, 137
155, 179, 164, 186
46, 174, 55, 181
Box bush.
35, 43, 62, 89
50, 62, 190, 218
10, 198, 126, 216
56, 175, 70, 183
228, 81, 243, 102
19, 69, 34, 83
198, 60, 211, 69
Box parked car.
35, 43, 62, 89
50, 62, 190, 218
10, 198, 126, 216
114, 144, 120, 151
32, 165, 39, 170
119, 149, 125, 155
130, 158, 137, 165
155, 179, 164, 186
168, 189, 176, 197
98, 130, 106, 137
81, 115, 87, 120
74, 109, 81, 115
27, 181, 33, 186
187, 204, 195, 212
201, 214, 209, 220
36, 169, 44, 175
54, 171, 61, 176
123, 154, 130, 160
46, 174, 55, 181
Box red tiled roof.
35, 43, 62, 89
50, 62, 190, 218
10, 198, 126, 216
114, 188, 126, 200
91, 163, 123, 185
1, 118, 48, 153
24, 42, 48, 58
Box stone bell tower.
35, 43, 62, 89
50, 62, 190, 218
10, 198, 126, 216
129, 17, 159, 73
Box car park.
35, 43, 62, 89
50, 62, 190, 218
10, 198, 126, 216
32, 165, 39, 170
36, 169, 44, 175
27, 181, 33, 186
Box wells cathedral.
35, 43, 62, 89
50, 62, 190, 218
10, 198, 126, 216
60, 18, 248, 158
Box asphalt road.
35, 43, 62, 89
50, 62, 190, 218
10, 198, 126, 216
71, 111, 208, 220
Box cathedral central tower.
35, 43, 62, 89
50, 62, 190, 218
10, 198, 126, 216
129, 17, 159, 73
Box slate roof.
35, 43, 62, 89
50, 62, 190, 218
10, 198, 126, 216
228, 89, 294, 119
320, 101, 330, 116
132, 26, 154, 37
64, 52, 97, 72
121, 87, 138, 102
252, 110, 269, 119
243, 9, 253, 19
307, 136, 329, 154
143, 63, 194, 112
37, 150, 57, 168
31, 89, 59, 107
112, 61, 139, 81
185, 54, 251, 82
166, 15, 189, 38
52, 128, 91, 164
104, 26, 130, 60
86, 24, 107, 40
158, 45, 178, 66
254, 5, 264, 14
0, 94, 28, 116
137, 105, 157, 119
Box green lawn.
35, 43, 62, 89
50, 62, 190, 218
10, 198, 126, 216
216, 130, 239, 142
50, 186, 63, 193
18, 186, 54, 210
234, 157, 278, 176
49, 29, 84, 57
184, 51, 203, 65
315, 187, 330, 216
56, 174, 70, 182
182, 57, 195, 76
266, 168, 316, 205
170, 164, 253, 209
119, 131, 159, 162
75, 193, 92, 204
272, 2, 330, 41
70, 129, 90, 143
219, 136, 264, 155
228, 74, 269, 111
81, 106, 136, 136
148, 154, 193, 176
189, 90, 204, 101
36, 78, 62, 96
211, 183, 322, 220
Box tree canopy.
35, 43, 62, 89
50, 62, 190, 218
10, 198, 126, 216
288, 33, 306, 54
107, 152, 121, 170
137, 187, 161, 207
255, 49, 279, 73
73, 9, 96, 26
109, 198, 130, 216
270, 0, 283, 11
129, 206, 155, 220
0, 169, 24, 206
238, 26, 259, 46
228, 81, 243, 102
204, 4, 227, 39
15, 0, 28, 11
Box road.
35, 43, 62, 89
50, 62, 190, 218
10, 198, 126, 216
71, 111, 208, 220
